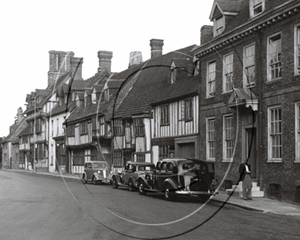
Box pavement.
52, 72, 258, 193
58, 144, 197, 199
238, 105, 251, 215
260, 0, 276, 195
2, 168, 300, 216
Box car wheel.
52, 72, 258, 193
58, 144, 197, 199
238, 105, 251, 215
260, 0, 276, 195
138, 181, 147, 195
112, 177, 118, 189
82, 174, 87, 184
92, 176, 97, 185
164, 183, 176, 201
128, 179, 134, 191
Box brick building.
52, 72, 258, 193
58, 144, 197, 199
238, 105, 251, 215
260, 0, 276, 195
192, 0, 300, 203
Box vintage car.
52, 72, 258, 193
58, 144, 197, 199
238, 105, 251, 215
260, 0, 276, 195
137, 158, 217, 201
82, 161, 112, 185
111, 161, 155, 191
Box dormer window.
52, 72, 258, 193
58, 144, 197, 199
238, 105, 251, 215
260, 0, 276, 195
250, 0, 265, 18
214, 15, 224, 36
104, 89, 109, 101
194, 61, 199, 76
171, 69, 177, 84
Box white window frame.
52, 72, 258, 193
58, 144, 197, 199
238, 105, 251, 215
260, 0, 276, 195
206, 117, 215, 161
243, 43, 256, 88
294, 24, 300, 75
207, 61, 216, 98
249, 0, 265, 18
267, 32, 282, 81
223, 53, 233, 93
295, 102, 300, 162
267, 106, 282, 162
223, 114, 234, 162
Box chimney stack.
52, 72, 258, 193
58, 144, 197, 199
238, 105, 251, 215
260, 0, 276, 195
201, 25, 213, 45
150, 39, 164, 59
98, 51, 113, 74
48, 50, 74, 87
17, 107, 24, 124
70, 57, 83, 81
128, 51, 143, 68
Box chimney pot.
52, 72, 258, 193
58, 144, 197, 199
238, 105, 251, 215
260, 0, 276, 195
150, 39, 164, 59
128, 51, 143, 68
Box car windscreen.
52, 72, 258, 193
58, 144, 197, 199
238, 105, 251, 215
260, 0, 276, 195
93, 163, 108, 168
138, 165, 154, 171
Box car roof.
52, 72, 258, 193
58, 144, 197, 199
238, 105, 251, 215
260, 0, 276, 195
159, 158, 207, 165
126, 161, 155, 166
86, 161, 108, 164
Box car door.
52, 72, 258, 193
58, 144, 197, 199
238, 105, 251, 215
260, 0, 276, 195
157, 162, 170, 190
124, 164, 135, 184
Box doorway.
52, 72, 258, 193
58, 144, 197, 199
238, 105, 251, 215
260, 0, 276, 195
245, 128, 257, 178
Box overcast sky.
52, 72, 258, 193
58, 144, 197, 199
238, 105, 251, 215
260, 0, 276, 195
0, 0, 213, 137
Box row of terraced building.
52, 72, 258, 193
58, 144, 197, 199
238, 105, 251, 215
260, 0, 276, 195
2, 0, 300, 204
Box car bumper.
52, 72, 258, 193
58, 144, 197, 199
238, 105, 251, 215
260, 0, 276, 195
175, 190, 215, 195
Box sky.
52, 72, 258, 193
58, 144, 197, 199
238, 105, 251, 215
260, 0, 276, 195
0, 0, 213, 138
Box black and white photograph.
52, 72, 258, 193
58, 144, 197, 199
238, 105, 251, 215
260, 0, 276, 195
1, 0, 300, 239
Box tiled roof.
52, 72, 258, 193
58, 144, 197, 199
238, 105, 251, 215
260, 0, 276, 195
18, 125, 31, 137
3, 118, 27, 143
107, 79, 123, 89
113, 45, 196, 118
50, 100, 76, 117
85, 71, 109, 88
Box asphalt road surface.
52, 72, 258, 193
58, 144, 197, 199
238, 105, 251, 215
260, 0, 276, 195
0, 170, 299, 240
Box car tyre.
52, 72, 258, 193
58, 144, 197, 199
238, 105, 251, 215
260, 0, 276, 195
82, 174, 87, 184
164, 183, 176, 201
128, 179, 134, 191
138, 181, 147, 195
112, 177, 118, 189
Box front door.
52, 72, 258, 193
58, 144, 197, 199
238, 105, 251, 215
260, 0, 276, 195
246, 128, 257, 178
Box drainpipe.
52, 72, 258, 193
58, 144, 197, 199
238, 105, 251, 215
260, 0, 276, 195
257, 31, 264, 190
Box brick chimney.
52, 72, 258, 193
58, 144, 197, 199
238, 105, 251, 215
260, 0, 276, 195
201, 25, 213, 45
98, 51, 113, 74
150, 39, 164, 59
70, 57, 83, 81
48, 51, 74, 87
128, 51, 143, 68
17, 107, 24, 124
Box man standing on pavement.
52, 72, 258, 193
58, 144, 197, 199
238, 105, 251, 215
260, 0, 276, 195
239, 159, 252, 200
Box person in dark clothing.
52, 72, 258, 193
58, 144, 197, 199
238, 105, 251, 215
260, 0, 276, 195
239, 159, 252, 200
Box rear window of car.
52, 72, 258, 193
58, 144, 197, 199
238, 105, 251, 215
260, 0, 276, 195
138, 165, 154, 171
93, 163, 108, 168
182, 162, 207, 172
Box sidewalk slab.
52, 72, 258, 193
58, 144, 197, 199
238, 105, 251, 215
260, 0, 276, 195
211, 191, 300, 216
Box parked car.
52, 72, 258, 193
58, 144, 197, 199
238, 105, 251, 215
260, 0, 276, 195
137, 158, 217, 201
82, 161, 112, 185
111, 161, 155, 191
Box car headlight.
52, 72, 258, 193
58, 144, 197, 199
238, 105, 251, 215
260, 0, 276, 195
97, 170, 101, 174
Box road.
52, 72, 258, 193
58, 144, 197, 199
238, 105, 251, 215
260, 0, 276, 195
0, 170, 299, 240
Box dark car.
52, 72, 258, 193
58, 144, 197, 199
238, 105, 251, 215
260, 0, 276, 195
111, 161, 155, 191
82, 161, 112, 185
137, 158, 217, 201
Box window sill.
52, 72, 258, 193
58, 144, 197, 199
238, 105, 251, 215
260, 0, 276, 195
206, 159, 216, 162
293, 73, 300, 77
222, 90, 233, 95
206, 95, 215, 99
222, 159, 233, 163
267, 160, 282, 163
294, 160, 300, 163
265, 78, 282, 84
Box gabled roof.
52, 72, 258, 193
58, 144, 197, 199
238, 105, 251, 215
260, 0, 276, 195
85, 70, 109, 88
3, 118, 27, 143
209, 0, 242, 20
113, 45, 196, 118
49, 100, 76, 117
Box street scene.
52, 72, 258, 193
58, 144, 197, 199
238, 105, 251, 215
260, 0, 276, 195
1, 0, 300, 239
1, 170, 300, 240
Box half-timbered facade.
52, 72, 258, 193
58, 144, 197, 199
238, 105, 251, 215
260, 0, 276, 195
112, 40, 196, 169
